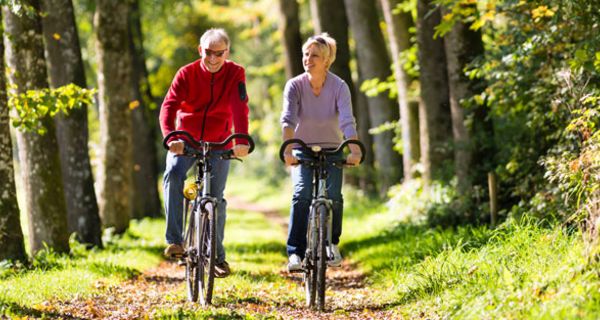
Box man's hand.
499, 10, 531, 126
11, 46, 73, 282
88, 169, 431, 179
345, 152, 362, 167
168, 140, 185, 155
284, 152, 299, 166
233, 144, 250, 158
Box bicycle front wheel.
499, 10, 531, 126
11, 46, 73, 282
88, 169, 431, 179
185, 200, 200, 302
316, 204, 328, 310
198, 201, 216, 306
304, 207, 318, 308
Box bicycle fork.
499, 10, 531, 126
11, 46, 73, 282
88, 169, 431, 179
310, 177, 334, 261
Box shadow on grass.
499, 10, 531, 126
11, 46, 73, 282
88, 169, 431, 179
0, 300, 83, 320
343, 222, 492, 274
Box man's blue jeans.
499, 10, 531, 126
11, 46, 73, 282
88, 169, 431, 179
163, 151, 230, 263
287, 149, 344, 258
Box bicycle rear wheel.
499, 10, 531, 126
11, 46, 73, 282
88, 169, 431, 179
304, 208, 318, 308
198, 201, 216, 306
316, 204, 328, 310
185, 200, 200, 302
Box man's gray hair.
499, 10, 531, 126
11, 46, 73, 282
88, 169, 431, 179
199, 28, 230, 49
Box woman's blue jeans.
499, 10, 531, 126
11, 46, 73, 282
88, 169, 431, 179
287, 149, 344, 258
163, 151, 230, 263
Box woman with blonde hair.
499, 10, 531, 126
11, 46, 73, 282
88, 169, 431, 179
280, 33, 362, 271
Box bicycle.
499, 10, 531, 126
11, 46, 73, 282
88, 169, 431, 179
279, 138, 365, 310
163, 130, 255, 306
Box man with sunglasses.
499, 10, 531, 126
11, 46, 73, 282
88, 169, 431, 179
159, 28, 250, 278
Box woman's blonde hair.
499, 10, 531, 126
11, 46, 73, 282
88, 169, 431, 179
302, 32, 337, 69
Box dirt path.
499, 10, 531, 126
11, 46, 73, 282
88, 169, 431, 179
47, 198, 399, 319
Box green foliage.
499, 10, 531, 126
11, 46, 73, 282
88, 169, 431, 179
386, 177, 491, 227
2, 0, 37, 17
346, 189, 600, 318
360, 75, 396, 98
434, 0, 489, 38
542, 113, 600, 223
9, 84, 96, 134
30, 245, 64, 271
436, 0, 600, 222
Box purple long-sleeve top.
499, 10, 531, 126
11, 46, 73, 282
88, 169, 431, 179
280, 71, 358, 148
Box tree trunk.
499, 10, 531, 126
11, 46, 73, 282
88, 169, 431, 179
354, 73, 376, 191
95, 0, 133, 234
3, 1, 70, 254
380, 0, 418, 180
309, 0, 376, 191
409, 100, 421, 169
416, 0, 452, 183
40, 0, 103, 248
278, 0, 304, 78
344, 0, 402, 195
442, 3, 491, 193
129, 0, 162, 219
0, 10, 27, 262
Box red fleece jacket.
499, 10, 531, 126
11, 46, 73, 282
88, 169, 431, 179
159, 59, 249, 149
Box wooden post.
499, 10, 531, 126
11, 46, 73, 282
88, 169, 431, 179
488, 172, 498, 227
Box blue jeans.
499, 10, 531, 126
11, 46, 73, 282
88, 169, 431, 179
163, 151, 230, 263
287, 149, 344, 258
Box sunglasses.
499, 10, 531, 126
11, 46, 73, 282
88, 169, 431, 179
203, 48, 227, 58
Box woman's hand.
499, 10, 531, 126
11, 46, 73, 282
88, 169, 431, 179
284, 152, 299, 166
345, 152, 361, 166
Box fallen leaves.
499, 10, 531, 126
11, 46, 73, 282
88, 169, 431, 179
37, 259, 404, 320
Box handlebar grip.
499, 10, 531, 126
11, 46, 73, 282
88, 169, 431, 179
162, 130, 198, 150
230, 133, 256, 154
338, 139, 366, 164
278, 139, 367, 164
163, 131, 256, 156
279, 139, 311, 163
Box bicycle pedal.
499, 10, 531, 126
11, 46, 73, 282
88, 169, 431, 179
168, 253, 184, 260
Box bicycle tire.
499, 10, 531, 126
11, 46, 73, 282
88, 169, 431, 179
304, 207, 318, 308
198, 201, 216, 305
185, 200, 200, 302
316, 204, 328, 310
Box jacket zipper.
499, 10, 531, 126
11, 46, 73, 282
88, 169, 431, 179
199, 73, 215, 141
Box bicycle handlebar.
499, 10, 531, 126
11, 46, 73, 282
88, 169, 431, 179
278, 138, 366, 164
162, 130, 255, 156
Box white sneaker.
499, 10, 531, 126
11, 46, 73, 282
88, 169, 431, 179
287, 254, 302, 272
327, 244, 342, 267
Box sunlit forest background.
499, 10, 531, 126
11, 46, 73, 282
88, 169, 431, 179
0, 0, 599, 318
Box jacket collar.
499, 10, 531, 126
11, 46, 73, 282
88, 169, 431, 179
198, 59, 229, 80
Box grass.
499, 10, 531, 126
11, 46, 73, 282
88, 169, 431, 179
225, 169, 292, 212
339, 181, 600, 319
3, 174, 599, 319
0, 219, 163, 316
